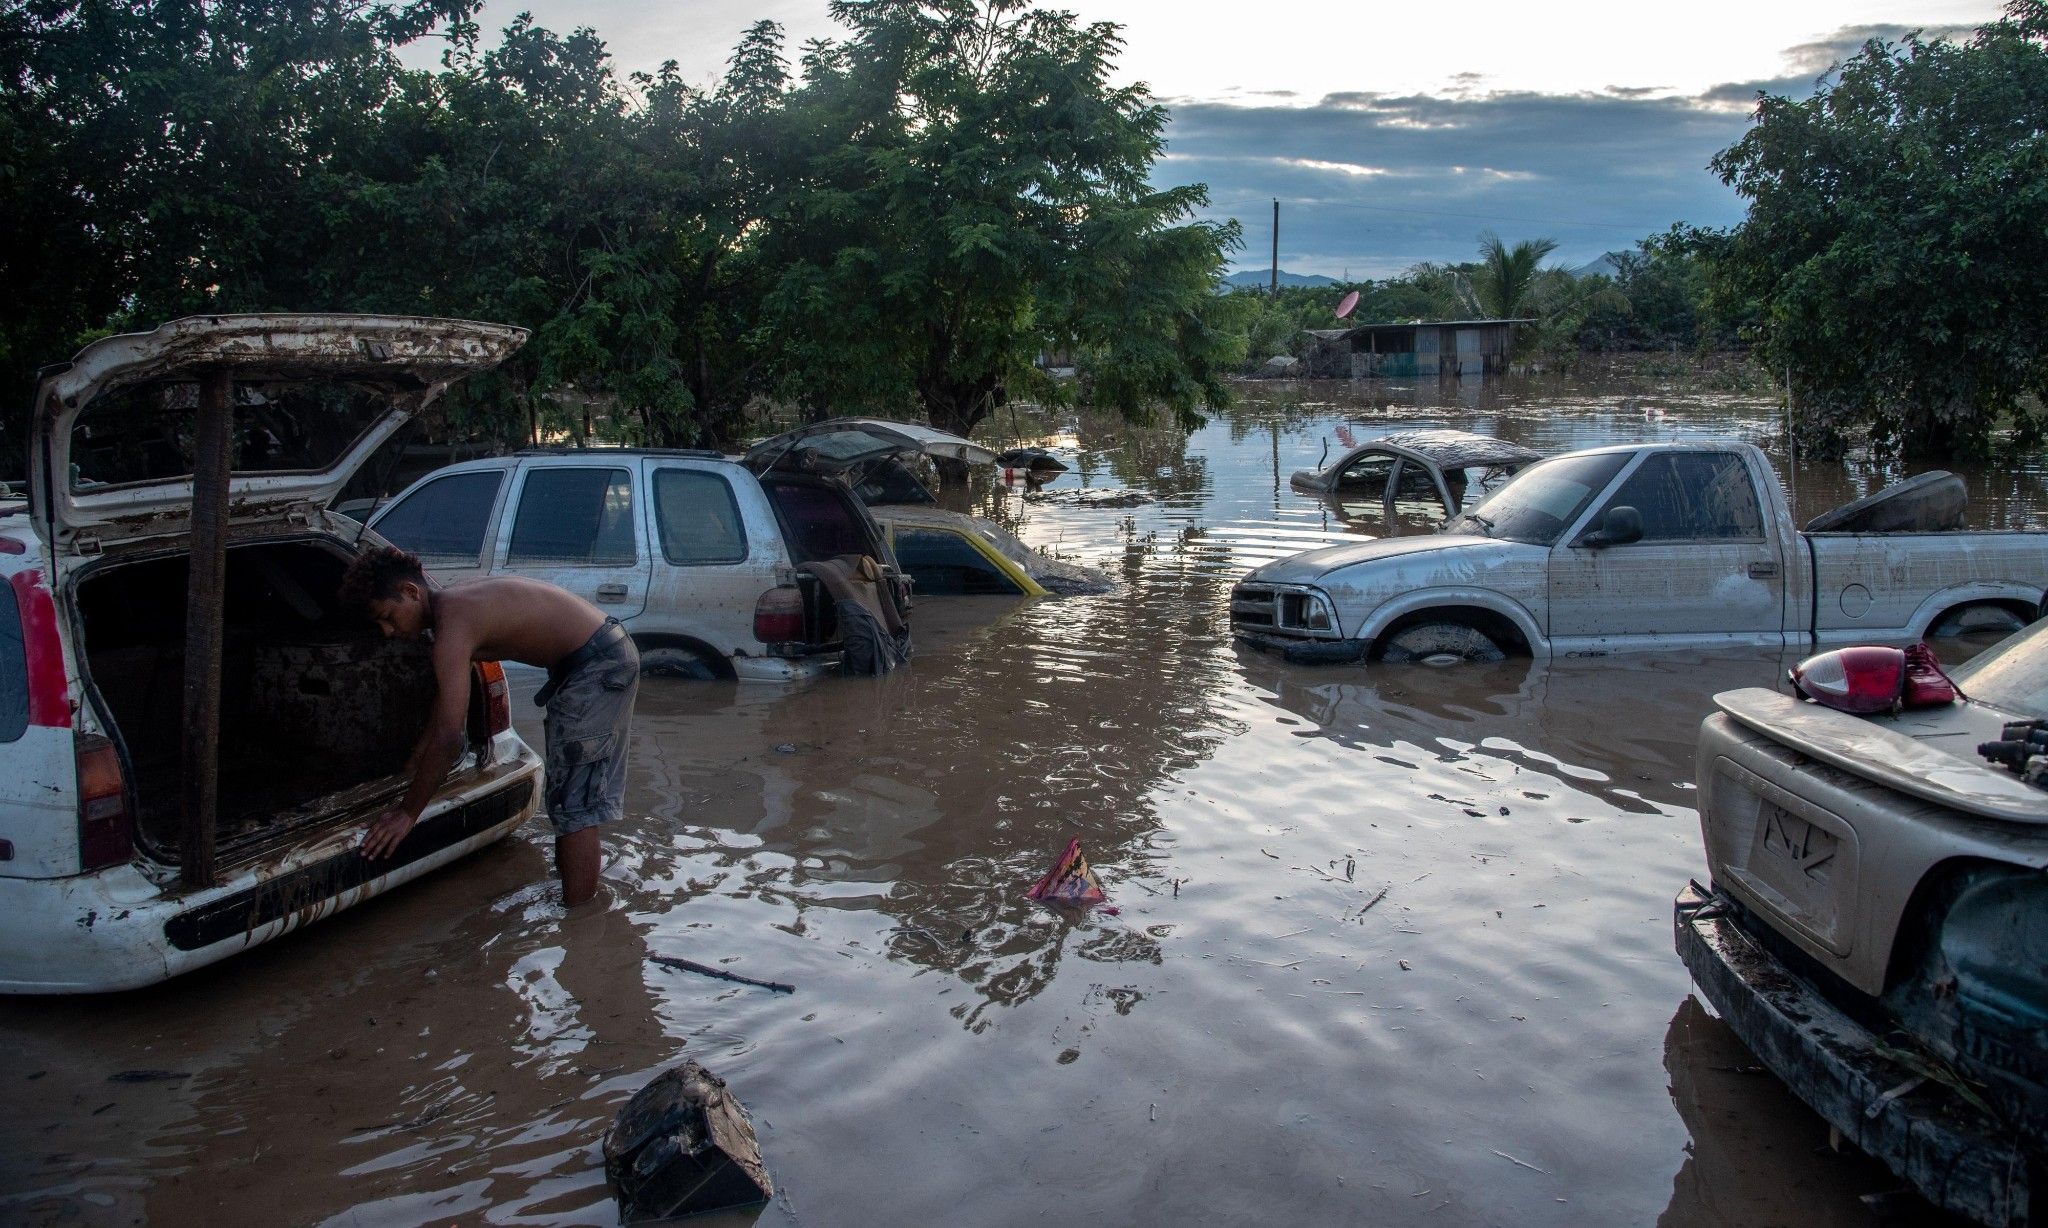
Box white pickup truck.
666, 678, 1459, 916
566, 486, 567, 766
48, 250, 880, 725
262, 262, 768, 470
1232, 440, 2048, 664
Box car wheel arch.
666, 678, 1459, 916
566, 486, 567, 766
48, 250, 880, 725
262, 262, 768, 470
630, 633, 735, 681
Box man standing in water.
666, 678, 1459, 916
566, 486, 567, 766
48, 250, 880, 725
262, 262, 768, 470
340, 546, 639, 907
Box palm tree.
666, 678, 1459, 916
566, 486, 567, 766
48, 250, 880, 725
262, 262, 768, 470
1467, 231, 1559, 318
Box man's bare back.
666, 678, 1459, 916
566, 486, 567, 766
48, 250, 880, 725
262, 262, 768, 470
430, 576, 608, 669
342, 551, 628, 905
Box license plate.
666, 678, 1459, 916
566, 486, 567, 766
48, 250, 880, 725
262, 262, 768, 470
1749, 802, 1839, 921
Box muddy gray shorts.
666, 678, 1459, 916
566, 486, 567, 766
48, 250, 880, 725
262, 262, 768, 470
540, 622, 640, 837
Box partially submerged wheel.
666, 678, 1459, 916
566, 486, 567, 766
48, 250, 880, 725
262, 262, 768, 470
1374, 621, 1507, 666
638, 645, 726, 681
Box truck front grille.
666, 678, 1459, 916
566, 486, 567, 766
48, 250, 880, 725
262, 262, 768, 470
1230, 582, 1337, 639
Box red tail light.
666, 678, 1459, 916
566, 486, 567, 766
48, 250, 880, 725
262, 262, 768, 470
754, 586, 805, 644
75, 732, 133, 871
1791, 642, 1961, 715
477, 660, 511, 736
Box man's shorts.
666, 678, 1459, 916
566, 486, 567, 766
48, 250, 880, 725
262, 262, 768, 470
540, 621, 640, 836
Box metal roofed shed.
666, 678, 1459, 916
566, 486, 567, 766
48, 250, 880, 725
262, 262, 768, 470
1303, 319, 1536, 379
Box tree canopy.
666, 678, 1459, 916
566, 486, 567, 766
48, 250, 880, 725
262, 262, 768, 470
1703, 0, 2048, 458
0, 0, 1240, 475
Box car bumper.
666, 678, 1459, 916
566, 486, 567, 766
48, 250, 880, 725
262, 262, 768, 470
1232, 629, 1366, 664
1674, 882, 2040, 1228
0, 756, 541, 994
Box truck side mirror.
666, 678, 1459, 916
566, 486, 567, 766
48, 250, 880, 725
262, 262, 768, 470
1580, 505, 1644, 548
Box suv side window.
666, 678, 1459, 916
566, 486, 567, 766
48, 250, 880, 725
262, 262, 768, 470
653, 469, 748, 565
1599, 453, 1764, 542
507, 468, 637, 566
372, 470, 504, 567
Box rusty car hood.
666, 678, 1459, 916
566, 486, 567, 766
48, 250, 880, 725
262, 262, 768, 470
31, 315, 526, 551
744, 418, 995, 477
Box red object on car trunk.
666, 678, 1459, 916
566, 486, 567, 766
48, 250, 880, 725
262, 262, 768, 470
1789, 643, 1958, 714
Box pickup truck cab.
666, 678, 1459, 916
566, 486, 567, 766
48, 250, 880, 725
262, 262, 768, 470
1676, 621, 2048, 1227
1232, 440, 2048, 665
366, 419, 977, 681
1, 315, 543, 993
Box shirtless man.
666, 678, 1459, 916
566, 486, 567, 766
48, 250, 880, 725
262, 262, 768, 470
339, 546, 640, 906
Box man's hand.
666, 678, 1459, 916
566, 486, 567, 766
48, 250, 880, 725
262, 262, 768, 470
361, 807, 418, 860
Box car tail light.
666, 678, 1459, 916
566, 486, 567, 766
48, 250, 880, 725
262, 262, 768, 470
75, 732, 133, 871
477, 660, 511, 735
754, 585, 805, 644
11, 571, 70, 728
1791, 643, 1961, 715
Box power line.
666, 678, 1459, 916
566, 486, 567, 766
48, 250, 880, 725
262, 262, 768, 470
1196, 195, 1655, 233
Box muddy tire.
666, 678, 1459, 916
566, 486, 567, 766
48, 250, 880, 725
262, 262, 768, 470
639, 645, 726, 681
1373, 621, 1508, 665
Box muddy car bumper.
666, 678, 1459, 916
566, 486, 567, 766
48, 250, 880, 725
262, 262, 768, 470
1232, 630, 1367, 665
1674, 882, 2041, 1228
0, 755, 541, 994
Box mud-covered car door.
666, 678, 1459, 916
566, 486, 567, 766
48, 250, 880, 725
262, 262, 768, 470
490, 462, 651, 620
367, 465, 510, 587
1547, 450, 1787, 648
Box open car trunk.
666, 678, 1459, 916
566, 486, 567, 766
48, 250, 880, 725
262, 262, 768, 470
74, 537, 467, 864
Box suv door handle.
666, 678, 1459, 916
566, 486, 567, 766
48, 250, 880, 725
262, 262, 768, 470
1748, 561, 1779, 578
595, 582, 629, 602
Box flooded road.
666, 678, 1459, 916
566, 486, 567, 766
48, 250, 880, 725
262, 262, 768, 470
7, 370, 2037, 1227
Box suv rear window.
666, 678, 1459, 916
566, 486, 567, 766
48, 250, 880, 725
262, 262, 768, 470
373, 470, 503, 566
653, 469, 747, 565
0, 582, 26, 742
507, 468, 636, 566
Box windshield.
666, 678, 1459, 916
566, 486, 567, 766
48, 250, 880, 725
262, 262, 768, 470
1951, 618, 2048, 720
1447, 451, 1632, 546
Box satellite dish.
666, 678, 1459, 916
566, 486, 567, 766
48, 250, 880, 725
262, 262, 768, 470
1335, 290, 1360, 320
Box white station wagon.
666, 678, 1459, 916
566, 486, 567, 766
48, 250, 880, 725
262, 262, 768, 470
0, 314, 543, 993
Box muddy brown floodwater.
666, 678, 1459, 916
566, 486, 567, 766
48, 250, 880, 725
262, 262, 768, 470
7, 371, 2041, 1227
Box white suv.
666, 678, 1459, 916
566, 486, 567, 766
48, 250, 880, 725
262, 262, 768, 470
365, 420, 982, 681
0, 315, 543, 993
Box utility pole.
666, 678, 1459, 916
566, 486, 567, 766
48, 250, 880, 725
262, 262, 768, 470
1270, 199, 1280, 296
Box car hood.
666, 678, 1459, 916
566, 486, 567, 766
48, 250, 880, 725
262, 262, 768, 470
1242, 533, 1493, 586
32, 314, 526, 551
744, 418, 994, 476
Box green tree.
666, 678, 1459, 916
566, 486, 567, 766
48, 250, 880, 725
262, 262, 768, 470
1466, 232, 1559, 319
754, 0, 1238, 465
1707, 0, 2048, 457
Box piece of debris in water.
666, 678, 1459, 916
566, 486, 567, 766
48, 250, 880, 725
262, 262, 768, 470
605, 1061, 773, 1223
1026, 837, 1109, 908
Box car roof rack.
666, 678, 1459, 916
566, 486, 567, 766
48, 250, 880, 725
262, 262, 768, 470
513, 446, 727, 459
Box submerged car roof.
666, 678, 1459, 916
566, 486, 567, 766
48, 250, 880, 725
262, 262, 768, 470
1351, 429, 1540, 469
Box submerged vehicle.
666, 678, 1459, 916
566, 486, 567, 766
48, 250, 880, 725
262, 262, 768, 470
2, 315, 542, 993
1288, 428, 1539, 529
1677, 620, 2048, 1227
368, 418, 956, 682
1233, 440, 2048, 665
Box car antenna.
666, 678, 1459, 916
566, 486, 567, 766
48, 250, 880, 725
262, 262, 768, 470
352, 420, 417, 547
1319, 438, 1329, 467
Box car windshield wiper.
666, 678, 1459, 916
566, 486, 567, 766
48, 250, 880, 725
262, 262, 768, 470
1460, 513, 1495, 536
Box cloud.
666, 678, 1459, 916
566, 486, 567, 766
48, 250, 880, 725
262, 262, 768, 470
1158, 18, 1994, 279
1160, 87, 1753, 278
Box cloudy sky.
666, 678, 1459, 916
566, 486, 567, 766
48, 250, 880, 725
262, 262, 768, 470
433, 1, 2003, 277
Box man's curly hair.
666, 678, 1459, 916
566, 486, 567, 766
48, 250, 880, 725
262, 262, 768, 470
340, 545, 427, 608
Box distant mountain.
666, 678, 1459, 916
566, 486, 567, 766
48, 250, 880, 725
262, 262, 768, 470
1571, 252, 1630, 279
1224, 269, 1341, 288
